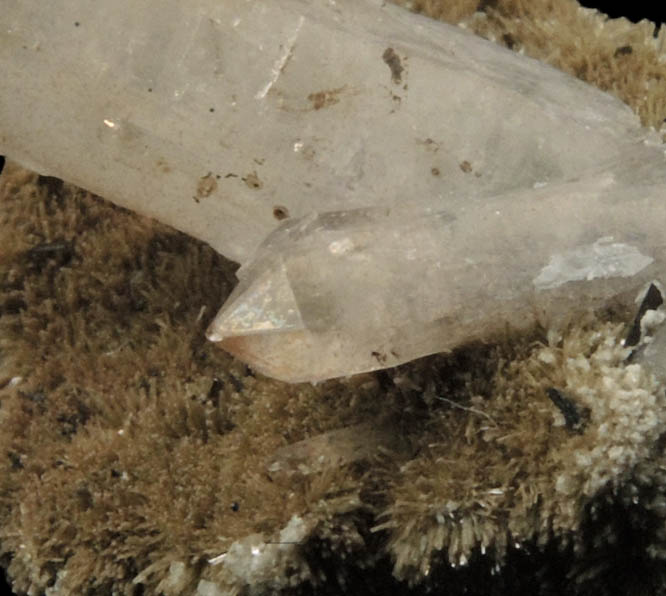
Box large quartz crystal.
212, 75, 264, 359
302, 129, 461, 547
2, 0, 666, 381
208, 163, 666, 380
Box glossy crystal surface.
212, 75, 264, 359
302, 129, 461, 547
3, 0, 666, 380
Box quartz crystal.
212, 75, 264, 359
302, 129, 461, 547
208, 163, 666, 380
2, 0, 666, 381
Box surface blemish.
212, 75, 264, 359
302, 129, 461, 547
382, 47, 404, 84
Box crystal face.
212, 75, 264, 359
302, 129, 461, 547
2, 0, 666, 381
207, 168, 666, 381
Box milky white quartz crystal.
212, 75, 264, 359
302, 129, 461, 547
2, 0, 666, 381
208, 164, 666, 380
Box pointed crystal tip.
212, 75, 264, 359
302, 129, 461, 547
206, 262, 304, 342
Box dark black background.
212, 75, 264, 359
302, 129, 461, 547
1, 566, 10, 594
579, 0, 665, 26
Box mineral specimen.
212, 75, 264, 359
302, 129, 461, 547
208, 164, 666, 380
2, 0, 666, 381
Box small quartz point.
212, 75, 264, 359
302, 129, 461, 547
208, 163, 666, 382
265, 423, 407, 478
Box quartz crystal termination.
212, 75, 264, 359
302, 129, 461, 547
207, 161, 666, 382
3, 0, 666, 382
